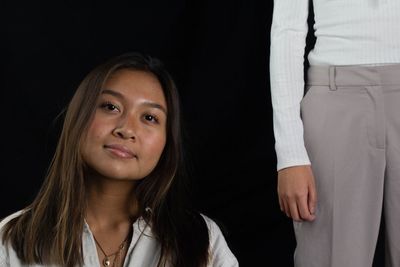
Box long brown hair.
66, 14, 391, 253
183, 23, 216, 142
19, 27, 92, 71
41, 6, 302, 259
1, 53, 209, 267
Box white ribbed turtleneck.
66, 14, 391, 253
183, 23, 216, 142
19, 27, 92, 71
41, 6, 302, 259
270, 0, 400, 170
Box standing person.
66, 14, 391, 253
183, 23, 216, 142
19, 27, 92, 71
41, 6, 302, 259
0, 53, 239, 267
270, 0, 400, 266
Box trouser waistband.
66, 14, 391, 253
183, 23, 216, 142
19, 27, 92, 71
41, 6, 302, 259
307, 64, 400, 91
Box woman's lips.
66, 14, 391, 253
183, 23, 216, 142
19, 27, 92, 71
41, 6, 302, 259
104, 144, 136, 159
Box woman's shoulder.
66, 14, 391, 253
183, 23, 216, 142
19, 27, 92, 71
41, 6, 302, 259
200, 214, 239, 267
0, 210, 25, 231
0, 210, 29, 266
0, 210, 24, 266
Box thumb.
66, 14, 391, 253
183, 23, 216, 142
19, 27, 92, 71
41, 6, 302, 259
308, 182, 317, 215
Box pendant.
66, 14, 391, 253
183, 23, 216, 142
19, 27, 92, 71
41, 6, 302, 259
103, 257, 111, 266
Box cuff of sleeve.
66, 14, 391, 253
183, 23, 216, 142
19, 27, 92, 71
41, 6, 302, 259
276, 144, 311, 171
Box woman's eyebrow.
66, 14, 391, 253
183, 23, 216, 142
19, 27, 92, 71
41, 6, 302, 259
102, 89, 167, 114
141, 101, 167, 115
102, 89, 124, 99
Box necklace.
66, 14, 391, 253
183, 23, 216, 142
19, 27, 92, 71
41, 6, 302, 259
93, 234, 129, 267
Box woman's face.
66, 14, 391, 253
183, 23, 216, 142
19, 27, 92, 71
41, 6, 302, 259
81, 69, 168, 181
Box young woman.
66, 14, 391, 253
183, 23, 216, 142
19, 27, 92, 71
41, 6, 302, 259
0, 53, 238, 267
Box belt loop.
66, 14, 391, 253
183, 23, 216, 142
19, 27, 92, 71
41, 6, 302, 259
329, 66, 337, 91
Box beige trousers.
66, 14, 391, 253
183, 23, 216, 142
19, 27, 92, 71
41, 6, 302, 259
294, 64, 400, 267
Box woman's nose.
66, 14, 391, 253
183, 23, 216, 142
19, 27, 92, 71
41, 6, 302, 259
112, 117, 137, 140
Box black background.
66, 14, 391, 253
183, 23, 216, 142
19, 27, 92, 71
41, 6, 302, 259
0, 1, 386, 266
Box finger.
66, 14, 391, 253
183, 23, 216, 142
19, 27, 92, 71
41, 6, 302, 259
308, 183, 318, 215
297, 196, 315, 222
278, 197, 284, 212
283, 199, 291, 218
289, 201, 301, 222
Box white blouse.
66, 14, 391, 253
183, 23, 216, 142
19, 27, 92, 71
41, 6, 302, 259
0, 211, 239, 267
270, 0, 400, 170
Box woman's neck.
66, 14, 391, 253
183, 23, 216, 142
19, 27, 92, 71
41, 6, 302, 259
85, 176, 138, 230
84, 176, 137, 267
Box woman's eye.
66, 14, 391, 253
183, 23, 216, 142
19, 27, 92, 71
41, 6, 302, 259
144, 114, 158, 123
100, 102, 120, 112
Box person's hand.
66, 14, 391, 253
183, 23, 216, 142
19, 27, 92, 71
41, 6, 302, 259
277, 165, 317, 222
